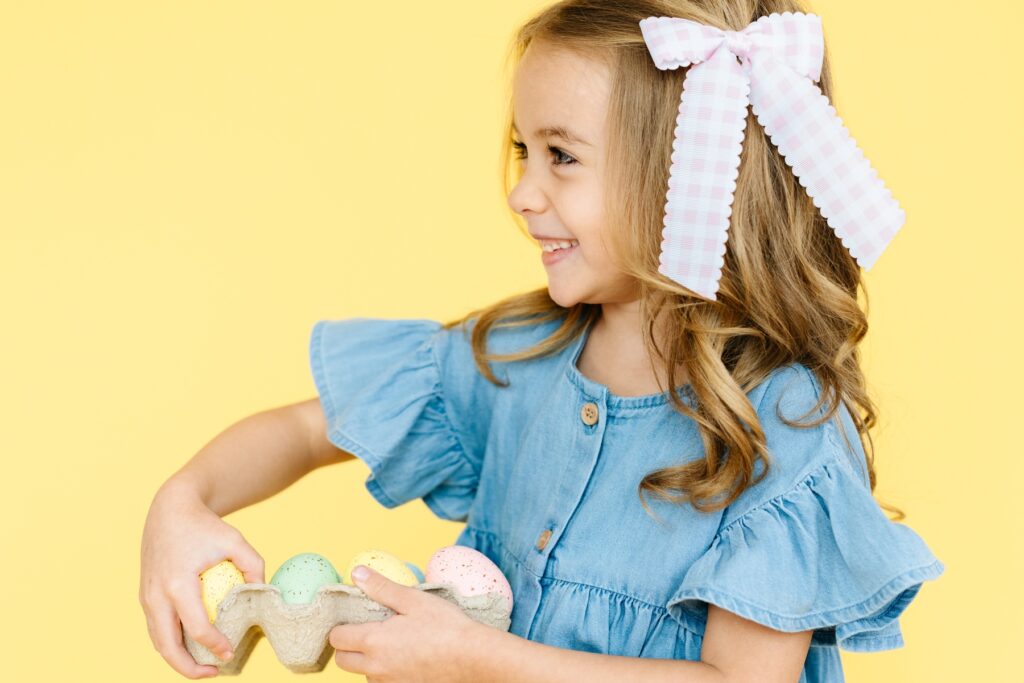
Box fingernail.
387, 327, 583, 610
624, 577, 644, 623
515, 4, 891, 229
221, 650, 233, 661
352, 565, 370, 582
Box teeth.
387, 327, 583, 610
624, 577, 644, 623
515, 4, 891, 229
541, 240, 579, 252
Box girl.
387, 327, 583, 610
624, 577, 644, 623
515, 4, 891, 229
140, 1, 944, 681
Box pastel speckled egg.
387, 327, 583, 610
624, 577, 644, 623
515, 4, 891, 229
199, 560, 246, 623
269, 553, 341, 605
425, 545, 513, 612
345, 549, 419, 586
405, 562, 425, 583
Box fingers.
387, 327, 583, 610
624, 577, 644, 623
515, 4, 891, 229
227, 536, 266, 584
331, 623, 381, 676
354, 566, 423, 614
329, 621, 378, 652
170, 577, 235, 662
334, 649, 372, 675
146, 601, 222, 680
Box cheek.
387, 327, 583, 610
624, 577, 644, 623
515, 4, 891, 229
561, 184, 605, 244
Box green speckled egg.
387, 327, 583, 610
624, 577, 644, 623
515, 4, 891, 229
269, 553, 341, 604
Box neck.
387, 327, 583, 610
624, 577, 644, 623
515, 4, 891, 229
593, 300, 688, 387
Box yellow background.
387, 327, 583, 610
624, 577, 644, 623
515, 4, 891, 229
0, 0, 1017, 680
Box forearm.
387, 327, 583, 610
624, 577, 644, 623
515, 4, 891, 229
161, 405, 317, 516
464, 625, 726, 683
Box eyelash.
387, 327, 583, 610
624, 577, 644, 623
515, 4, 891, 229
511, 140, 578, 167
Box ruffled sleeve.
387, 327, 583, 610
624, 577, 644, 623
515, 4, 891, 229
308, 317, 490, 523
666, 365, 945, 652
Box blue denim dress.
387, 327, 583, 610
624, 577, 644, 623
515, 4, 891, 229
308, 314, 945, 682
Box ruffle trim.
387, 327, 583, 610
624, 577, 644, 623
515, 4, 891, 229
666, 453, 945, 652
309, 319, 479, 522
671, 561, 943, 651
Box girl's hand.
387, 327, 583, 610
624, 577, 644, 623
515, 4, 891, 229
139, 481, 266, 680
330, 565, 486, 683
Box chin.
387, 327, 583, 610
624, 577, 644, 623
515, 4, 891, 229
545, 282, 586, 309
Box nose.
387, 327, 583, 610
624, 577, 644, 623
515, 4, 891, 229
506, 170, 547, 218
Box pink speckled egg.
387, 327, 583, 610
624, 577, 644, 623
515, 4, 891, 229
425, 545, 513, 613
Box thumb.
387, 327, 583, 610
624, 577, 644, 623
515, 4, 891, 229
352, 566, 420, 614
227, 538, 266, 584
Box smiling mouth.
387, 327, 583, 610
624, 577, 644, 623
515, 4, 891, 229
540, 240, 578, 266
539, 239, 579, 253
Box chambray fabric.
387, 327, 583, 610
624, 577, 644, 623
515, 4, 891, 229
308, 315, 945, 682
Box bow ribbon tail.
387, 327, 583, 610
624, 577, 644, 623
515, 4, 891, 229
746, 54, 906, 270
658, 47, 751, 300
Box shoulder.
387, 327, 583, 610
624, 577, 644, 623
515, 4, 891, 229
438, 314, 569, 379
444, 315, 566, 352
721, 362, 858, 527
747, 362, 823, 419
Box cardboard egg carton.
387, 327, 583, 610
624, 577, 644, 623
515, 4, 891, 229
184, 582, 512, 675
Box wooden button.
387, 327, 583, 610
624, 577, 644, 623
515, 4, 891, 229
536, 529, 552, 551
580, 402, 599, 426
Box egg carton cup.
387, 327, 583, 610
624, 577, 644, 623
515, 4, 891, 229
184, 582, 512, 675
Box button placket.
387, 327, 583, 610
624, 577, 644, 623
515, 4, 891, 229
532, 398, 603, 560
526, 394, 607, 579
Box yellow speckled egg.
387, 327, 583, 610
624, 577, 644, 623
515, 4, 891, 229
199, 560, 246, 623
345, 549, 419, 586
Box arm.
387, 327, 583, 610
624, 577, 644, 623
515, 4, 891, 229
463, 604, 812, 683
141, 398, 353, 678
162, 398, 353, 516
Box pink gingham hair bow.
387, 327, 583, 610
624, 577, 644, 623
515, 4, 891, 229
639, 12, 905, 300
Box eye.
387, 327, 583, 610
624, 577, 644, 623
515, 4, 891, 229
512, 140, 578, 167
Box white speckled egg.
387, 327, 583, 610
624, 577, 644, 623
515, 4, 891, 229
425, 545, 513, 612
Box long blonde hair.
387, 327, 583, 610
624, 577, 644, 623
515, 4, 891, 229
443, 0, 905, 521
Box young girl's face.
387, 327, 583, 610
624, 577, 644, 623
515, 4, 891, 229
508, 40, 638, 308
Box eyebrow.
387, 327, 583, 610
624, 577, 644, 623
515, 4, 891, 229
512, 121, 592, 147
